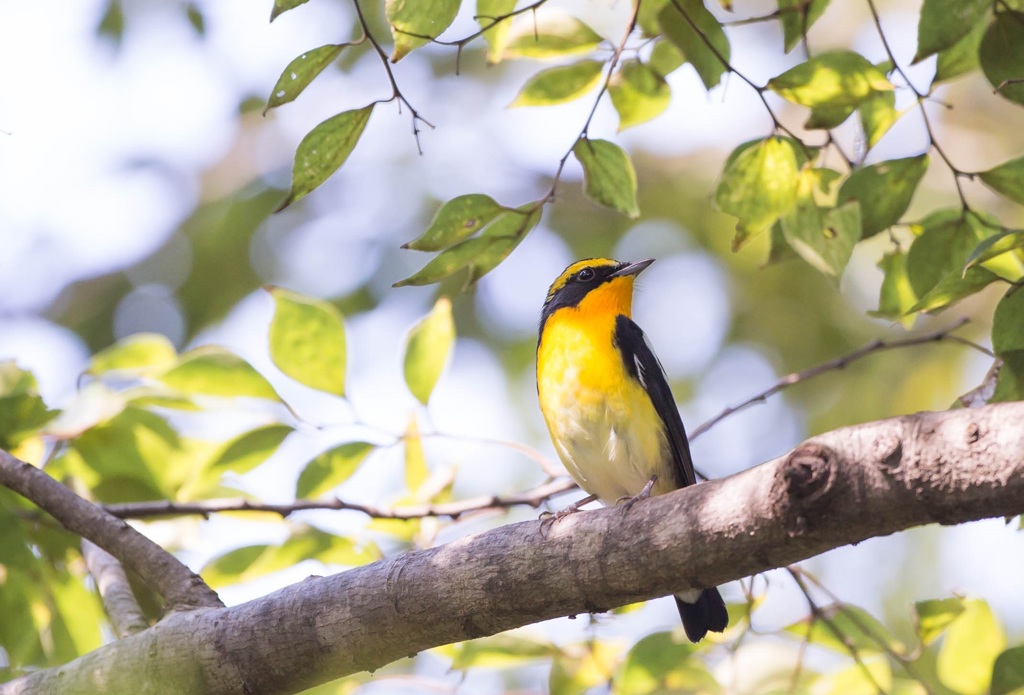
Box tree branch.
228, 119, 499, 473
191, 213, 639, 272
81, 540, 150, 638
0, 451, 222, 612
5, 403, 1023, 694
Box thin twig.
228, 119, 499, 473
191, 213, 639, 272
690, 318, 983, 440
105, 477, 577, 521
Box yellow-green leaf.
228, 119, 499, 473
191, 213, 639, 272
782, 195, 860, 278
913, 0, 989, 63
89, 333, 177, 375
648, 39, 685, 77
573, 138, 640, 218
276, 105, 373, 212
858, 90, 898, 149
404, 414, 428, 493
715, 137, 801, 247
264, 44, 345, 114
403, 194, 504, 252
270, 0, 309, 22
906, 266, 999, 314
510, 60, 604, 107
869, 250, 917, 327
208, 424, 293, 477
915, 597, 966, 646
993, 285, 1024, 355
295, 441, 375, 498
609, 60, 671, 131
386, 0, 460, 62
477, 0, 517, 63
268, 287, 346, 396
779, 0, 831, 53
964, 228, 1024, 271
978, 154, 1024, 205
404, 298, 455, 405
504, 14, 604, 59
768, 51, 893, 108
936, 598, 1006, 695
837, 155, 928, 238
448, 633, 559, 669
658, 0, 730, 90
979, 10, 1024, 106
160, 346, 280, 400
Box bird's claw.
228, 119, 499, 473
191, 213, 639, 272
617, 475, 658, 513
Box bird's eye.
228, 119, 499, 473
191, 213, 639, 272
576, 268, 596, 282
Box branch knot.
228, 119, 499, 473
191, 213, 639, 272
775, 442, 839, 536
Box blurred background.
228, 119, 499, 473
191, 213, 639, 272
2, 0, 1024, 691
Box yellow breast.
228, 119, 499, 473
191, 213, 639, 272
537, 309, 675, 503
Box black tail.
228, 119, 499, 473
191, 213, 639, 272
675, 588, 728, 642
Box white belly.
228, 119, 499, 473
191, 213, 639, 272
543, 366, 674, 504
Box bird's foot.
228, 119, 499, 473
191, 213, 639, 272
617, 475, 658, 513
539, 494, 597, 538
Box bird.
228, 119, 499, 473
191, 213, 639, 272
536, 257, 728, 642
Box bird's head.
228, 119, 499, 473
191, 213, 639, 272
539, 257, 654, 331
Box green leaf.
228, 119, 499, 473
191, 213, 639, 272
936, 598, 1006, 695
510, 61, 605, 107
837, 155, 929, 238
964, 228, 1024, 270
276, 105, 374, 212
0, 363, 56, 449
403, 194, 504, 251
267, 287, 347, 396
906, 211, 985, 296
915, 597, 966, 646
869, 251, 917, 326
160, 346, 280, 400
386, 0, 460, 62
858, 90, 898, 150
786, 604, 901, 655
614, 631, 705, 695
978, 154, 1024, 205
992, 645, 1024, 695
394, 207, 541, 287
264, 44, 345, 114
404, 414, 429, 494
805, 102, 856, 130
270, 0, 309, 22
550, 641, 621, 695
658, 0, 731, 90
914, 0, 989, 63
448, 633, 559, 669
504, 14, 604, 59
823, 656, 892, 695
295, 441, 375, 498
768, 51, 893, 108
782, 196, 860, 278
779, 0, 831, 53
477, 0, 517, 63
609, 60, 671, 131
980, 11, 1024, 106
89, 333, 177, 374
935, 19, 986, 83
715, 137, 801, 248
573, 138, 640, 218
208, 424, 293, 477
992, 350, 1024, 403
906, 266, 999, 314
648, 39, 685, 77
994, 286, 1024, 355
404, 298, 455, 405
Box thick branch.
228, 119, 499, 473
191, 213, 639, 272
81, 540, 150, 638
5, 403, 1023, 695
0, 451, 222, 612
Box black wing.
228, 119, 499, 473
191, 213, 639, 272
614, 315, 697, 488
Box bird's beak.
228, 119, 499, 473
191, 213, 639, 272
610, 258, 655, 278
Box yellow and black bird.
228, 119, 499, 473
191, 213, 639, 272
536, 257, 728, 642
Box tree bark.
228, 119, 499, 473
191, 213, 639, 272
4, 403, 1023, 695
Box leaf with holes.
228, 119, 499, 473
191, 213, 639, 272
264, 44, 345, 114
403, 194, 505, 251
